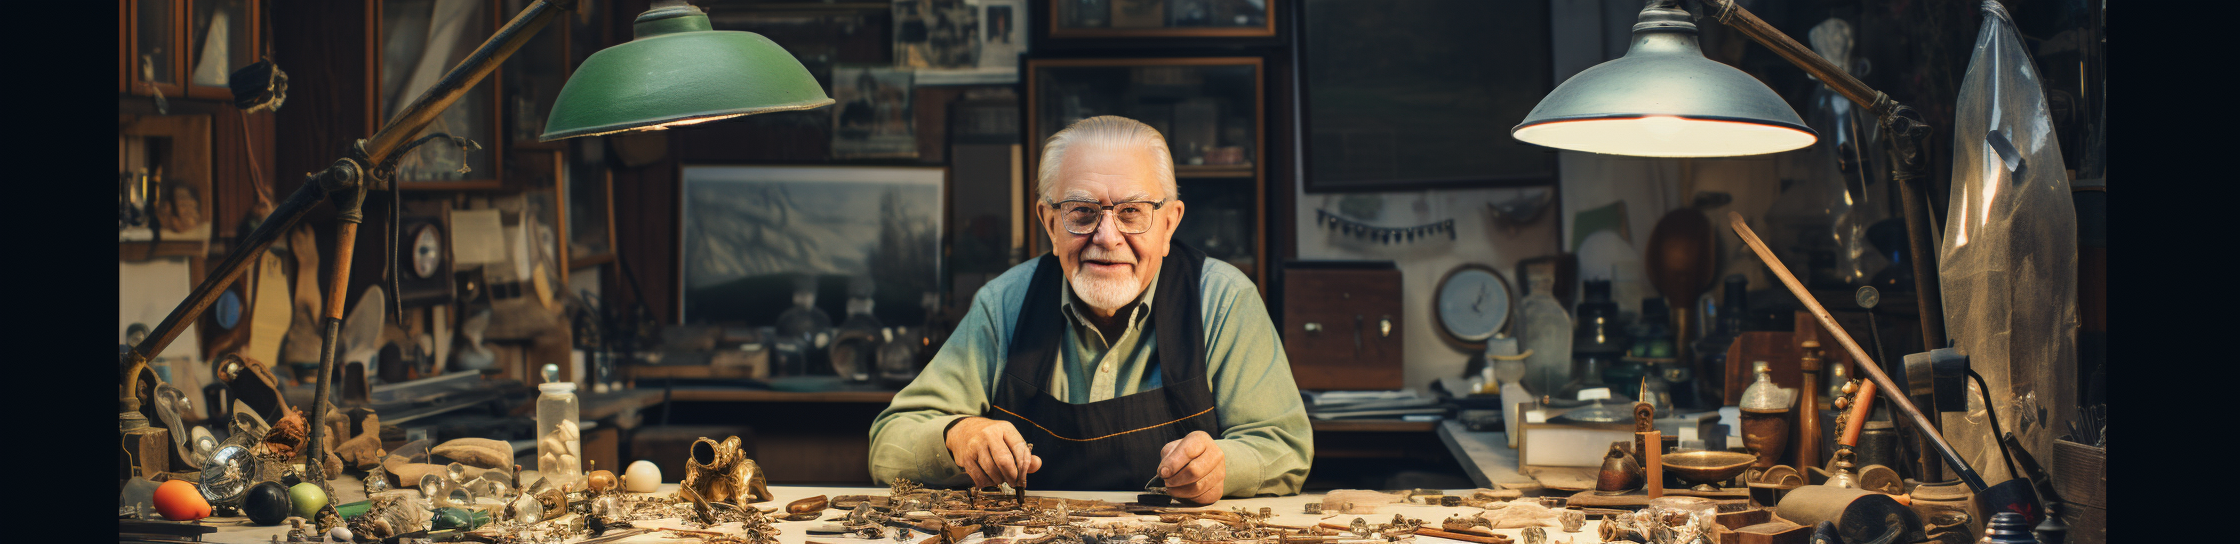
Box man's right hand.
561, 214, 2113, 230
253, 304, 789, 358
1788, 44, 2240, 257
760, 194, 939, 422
945, 417, 1043, 489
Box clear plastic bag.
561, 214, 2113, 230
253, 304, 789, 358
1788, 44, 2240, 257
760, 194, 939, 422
1935, 1, 2079, 486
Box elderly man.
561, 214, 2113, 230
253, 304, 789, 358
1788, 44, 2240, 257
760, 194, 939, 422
868, 116, 1311, 504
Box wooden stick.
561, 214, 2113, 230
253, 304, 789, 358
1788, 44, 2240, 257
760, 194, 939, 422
1839, 380, 1877, 447
1314, 523, 1513, 544
1642, 430, 1664, 499
1725, 212, 1986, 492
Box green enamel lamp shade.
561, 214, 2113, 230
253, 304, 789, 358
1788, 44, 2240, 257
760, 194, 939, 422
540, 3, 834, 141
1512, 2, 1815, 157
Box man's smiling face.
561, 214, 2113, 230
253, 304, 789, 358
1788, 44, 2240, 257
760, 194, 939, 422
1040, 142, 1183, 314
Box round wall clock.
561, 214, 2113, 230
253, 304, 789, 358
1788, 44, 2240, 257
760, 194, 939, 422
411, 224, 445, 279
1435, 263, 1514, 348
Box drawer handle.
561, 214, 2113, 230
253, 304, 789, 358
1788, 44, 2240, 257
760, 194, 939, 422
1380, 317, 1393, 337
1303, 322, 1322, 333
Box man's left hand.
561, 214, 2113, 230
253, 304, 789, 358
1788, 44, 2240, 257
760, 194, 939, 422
1156, 431, 1225, 505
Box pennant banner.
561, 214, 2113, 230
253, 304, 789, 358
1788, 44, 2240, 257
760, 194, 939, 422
1315, 209, 1456, 244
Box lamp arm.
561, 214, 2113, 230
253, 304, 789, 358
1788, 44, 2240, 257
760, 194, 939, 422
1696, 0, 1953, 356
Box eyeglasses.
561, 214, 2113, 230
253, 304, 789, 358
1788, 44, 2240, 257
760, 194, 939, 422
1048, 199, 1167, 235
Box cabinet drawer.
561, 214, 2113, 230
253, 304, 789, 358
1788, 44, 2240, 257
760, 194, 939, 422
1282, 265, 1403, 391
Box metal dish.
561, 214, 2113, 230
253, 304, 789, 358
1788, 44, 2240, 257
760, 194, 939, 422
1661, 450, 1757, 491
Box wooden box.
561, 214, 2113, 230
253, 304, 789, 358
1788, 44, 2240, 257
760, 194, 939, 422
1280, 262, 1402, 391
2053, 438, 2107, 544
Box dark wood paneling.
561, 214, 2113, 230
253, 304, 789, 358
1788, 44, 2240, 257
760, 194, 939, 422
270, 0, 371, 301
1281, 266, 1402, 391
607, 136, 681, 324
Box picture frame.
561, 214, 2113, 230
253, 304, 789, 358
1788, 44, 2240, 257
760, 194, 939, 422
372, 0, 505, 190
185, 0, 261, 101
830, 65, 919, 159
128, 0, 186, 98
678, 165, 946, 327
1023, 56, 1266, 287
1049, 0, 1276, 38
1297, 0, 1557, 192
904, 0, 1030, 85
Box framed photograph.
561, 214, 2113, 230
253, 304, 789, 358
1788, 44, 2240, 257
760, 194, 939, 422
679, 166, 946, 326
830, 65, 919, 159
894, 0, 977, 70
1299, 0, 1556, 192
906, 0, 1029, 85
1050, 0, 1276, 38
375, 0, 503, 189
185, 0, 260, 101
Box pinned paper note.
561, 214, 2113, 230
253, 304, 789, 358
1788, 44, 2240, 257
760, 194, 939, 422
450, 208, 506, 265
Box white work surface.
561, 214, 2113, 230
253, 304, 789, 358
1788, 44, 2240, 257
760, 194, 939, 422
205, 485, 1608, 543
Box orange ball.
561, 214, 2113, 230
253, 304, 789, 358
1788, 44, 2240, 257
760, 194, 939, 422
153, 479, 213, 521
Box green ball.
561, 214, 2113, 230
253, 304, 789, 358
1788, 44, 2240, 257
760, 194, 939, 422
288, 483, 328, 519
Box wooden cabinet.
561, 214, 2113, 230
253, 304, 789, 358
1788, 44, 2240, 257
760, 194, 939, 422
124, 0, 263, 100
1024, 56, 1267, 289
1280, 262, 1402, 391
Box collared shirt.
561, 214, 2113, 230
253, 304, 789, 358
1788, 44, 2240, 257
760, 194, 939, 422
868, 255, 1313, 497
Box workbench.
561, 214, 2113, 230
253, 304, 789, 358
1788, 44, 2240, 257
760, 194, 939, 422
201, 484, 1609, 544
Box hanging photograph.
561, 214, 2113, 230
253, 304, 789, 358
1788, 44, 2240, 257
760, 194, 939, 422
914, 0, 1029, 85
894, 0, 978, 70
679, 166, 945, 326
831, 65, 919, 158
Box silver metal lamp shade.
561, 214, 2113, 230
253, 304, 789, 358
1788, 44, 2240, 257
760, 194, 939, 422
1513, 1, 1815, 157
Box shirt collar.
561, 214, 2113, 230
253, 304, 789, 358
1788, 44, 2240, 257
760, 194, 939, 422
1058, 264, 1161, 328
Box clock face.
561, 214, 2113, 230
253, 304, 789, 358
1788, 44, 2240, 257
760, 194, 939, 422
412, 224, 444, 279
1436, 265, 1512, 344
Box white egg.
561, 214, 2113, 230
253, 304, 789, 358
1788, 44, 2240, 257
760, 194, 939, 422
623, 460, 662, 492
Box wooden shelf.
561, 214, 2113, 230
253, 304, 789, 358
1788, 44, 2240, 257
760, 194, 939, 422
661, 387, 898, 404
119, 240, 207, 261
1311, 419, 1436, 433
1175, 164, 1254, 178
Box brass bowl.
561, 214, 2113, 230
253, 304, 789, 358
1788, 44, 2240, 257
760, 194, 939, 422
1661, 450, 1758, 490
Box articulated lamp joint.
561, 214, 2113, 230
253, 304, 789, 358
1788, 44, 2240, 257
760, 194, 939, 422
314, 157, 369, 224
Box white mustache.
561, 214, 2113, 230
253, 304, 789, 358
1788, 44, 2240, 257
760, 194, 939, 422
1080, 249, 1137, 265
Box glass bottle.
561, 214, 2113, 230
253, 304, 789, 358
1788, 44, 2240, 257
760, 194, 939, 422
773, 275, 833, 377
534, 364, 581, 490
1692, 274, 1750, 401
1518, 275, 1573, 400
829, 277, 883, 382
1559, 280, 1625, 403
1605, 297, 1670, 393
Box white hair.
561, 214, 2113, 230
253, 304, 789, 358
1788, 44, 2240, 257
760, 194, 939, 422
1036, 115, 1178, 202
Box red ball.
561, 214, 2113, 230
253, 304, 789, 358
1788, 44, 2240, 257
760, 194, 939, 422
153, 479, 213, 521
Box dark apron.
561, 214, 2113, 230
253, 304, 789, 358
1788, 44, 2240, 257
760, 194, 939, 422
988, 241, 1222, 491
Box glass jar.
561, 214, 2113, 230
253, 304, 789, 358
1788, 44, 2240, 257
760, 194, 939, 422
535, 364, 581, 490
